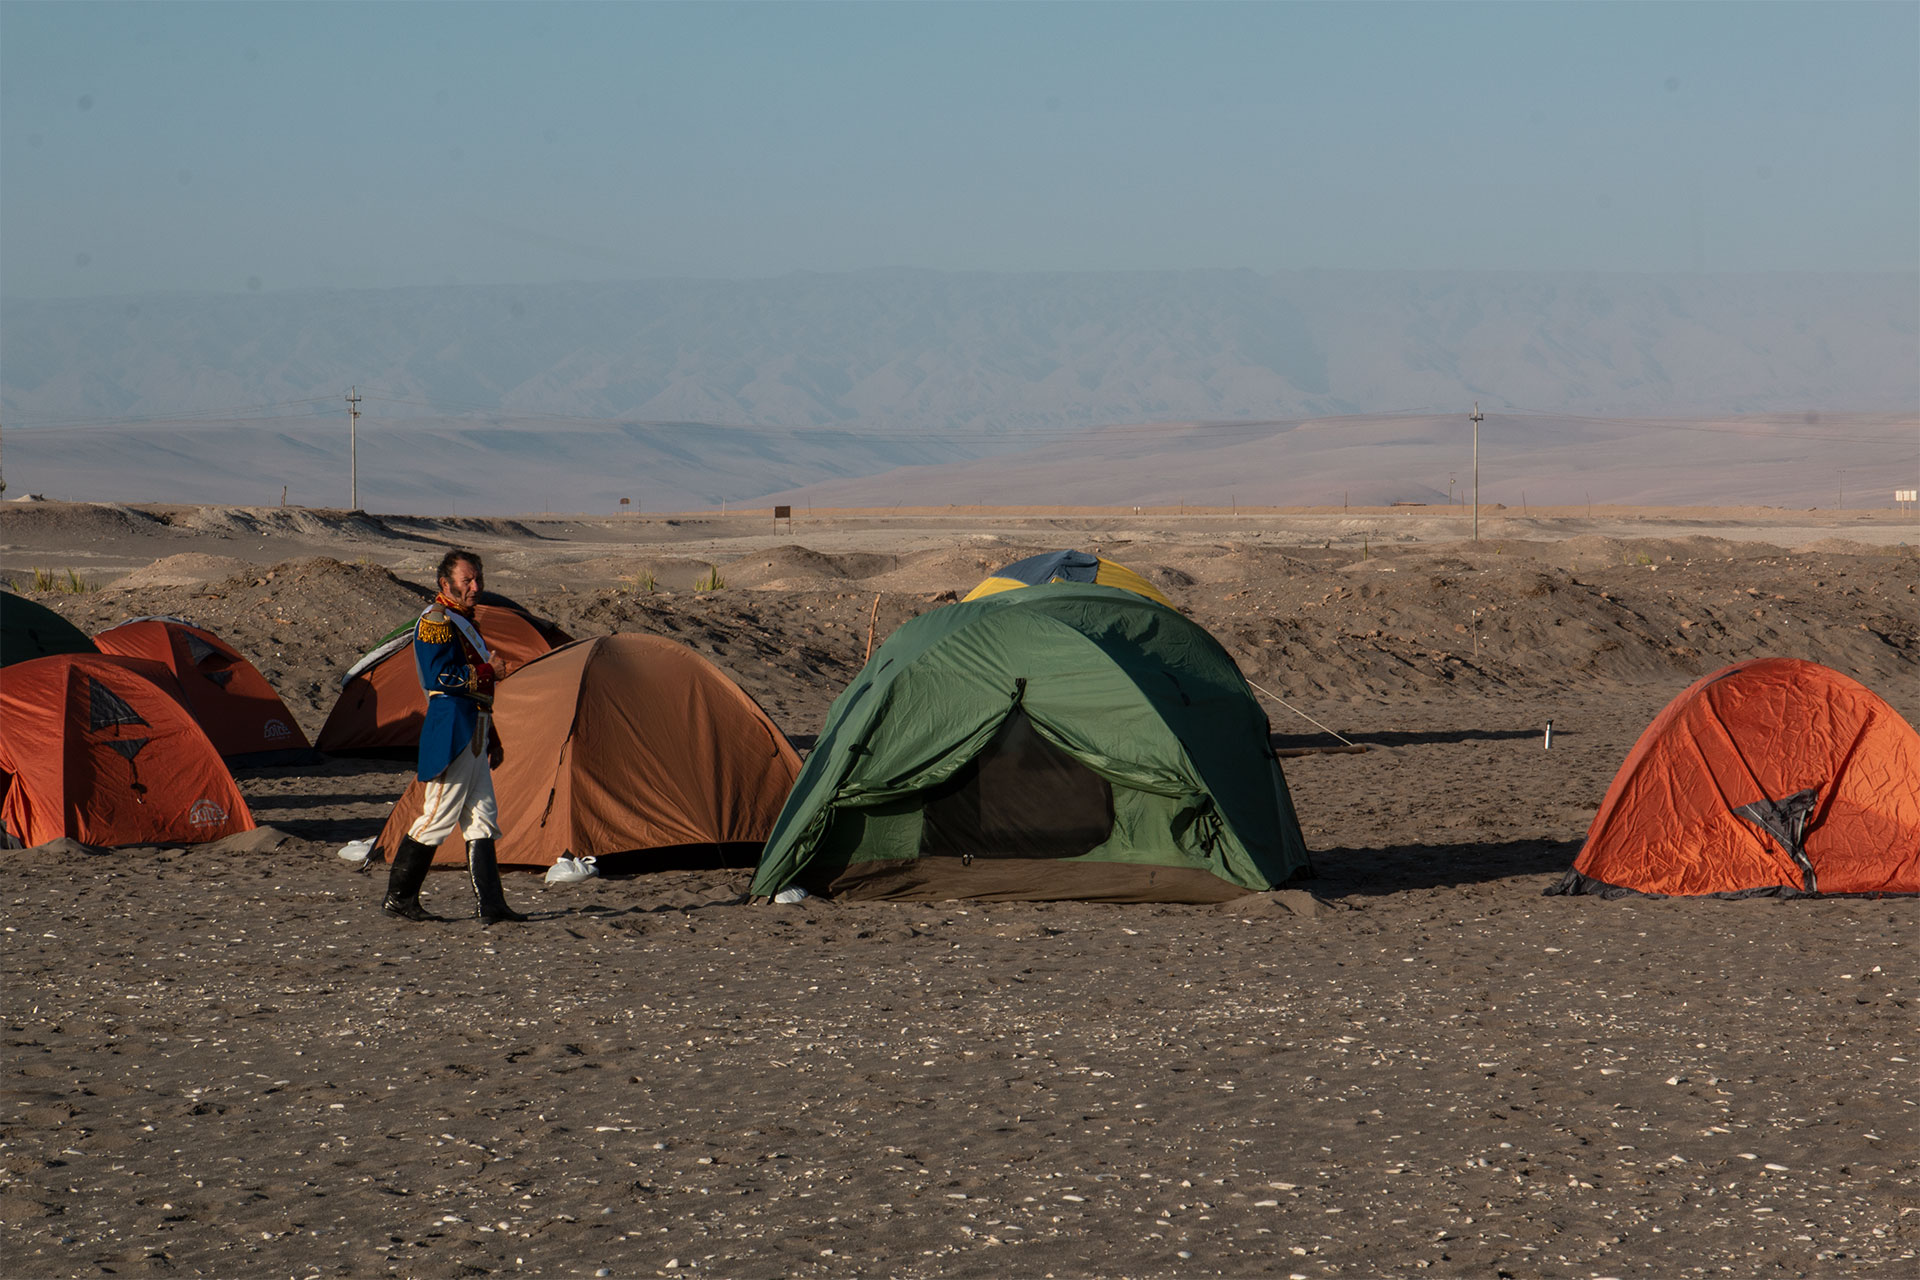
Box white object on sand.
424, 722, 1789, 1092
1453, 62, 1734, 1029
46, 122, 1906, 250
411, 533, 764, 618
773, 886, 810, 904
545, 855, 598, 885
337, 837, 375, 863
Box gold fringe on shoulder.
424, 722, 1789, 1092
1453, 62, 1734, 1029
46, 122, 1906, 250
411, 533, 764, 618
417, 616, 456, 644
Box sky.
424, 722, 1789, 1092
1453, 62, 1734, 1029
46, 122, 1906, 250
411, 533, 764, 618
2, 1, 1915, 299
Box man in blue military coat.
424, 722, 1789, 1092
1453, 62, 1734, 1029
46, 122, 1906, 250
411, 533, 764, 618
381, 549, 526, 924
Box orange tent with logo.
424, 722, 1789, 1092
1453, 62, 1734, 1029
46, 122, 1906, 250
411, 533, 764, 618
1551, 659, 1920, 898
93, 617, 316, 766
374, 633, 801, 870
0, 653, 255, 848
317, 596, 571, 758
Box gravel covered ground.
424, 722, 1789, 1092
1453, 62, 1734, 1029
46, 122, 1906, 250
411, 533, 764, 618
3, 503, 1915, 1277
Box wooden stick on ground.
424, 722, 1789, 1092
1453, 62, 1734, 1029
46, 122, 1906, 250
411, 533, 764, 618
864, 593, 883, 661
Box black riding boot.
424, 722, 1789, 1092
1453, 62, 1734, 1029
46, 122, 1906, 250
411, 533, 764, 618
467, 838, 527, 924
381, 836, 442, 921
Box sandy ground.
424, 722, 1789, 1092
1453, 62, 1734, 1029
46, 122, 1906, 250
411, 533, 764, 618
2, 500, 1916, 1278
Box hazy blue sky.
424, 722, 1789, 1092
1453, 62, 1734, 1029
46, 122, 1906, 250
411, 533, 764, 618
3, 1, 1914, 298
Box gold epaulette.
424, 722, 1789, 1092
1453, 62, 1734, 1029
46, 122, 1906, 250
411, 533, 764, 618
417, 613, 455, 644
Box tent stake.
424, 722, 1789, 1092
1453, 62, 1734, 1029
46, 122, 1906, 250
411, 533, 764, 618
864, 593, 882, 661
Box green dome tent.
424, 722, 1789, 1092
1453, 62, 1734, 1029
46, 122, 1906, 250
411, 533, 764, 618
1, 592, 97, 667
750, 583, 1311, 903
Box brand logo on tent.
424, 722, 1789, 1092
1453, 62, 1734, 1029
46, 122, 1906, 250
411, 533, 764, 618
188, 800, 229, 827
263, 719, 292, 740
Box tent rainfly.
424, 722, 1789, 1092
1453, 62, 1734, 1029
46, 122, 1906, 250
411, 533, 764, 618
94, 617, 317, 766
1550, 658, 1920, 898
963, 549, 1174, 609
0, 653, 255, 848
751, 583, 1310, 903
375, 633, 801, 870
2, 591, 98, 667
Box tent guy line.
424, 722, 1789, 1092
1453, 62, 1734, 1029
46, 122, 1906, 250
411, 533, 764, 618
1242, 675, 1358, 749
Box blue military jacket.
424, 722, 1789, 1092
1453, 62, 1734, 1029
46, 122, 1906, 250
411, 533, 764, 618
413, 603, 491, 782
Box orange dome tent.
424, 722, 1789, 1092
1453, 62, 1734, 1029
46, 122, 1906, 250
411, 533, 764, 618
1550, 659, 1920, 898
0, 654, 255, 848
317, 595, 571, 758
374, 633, 801, 871
94, 617, 316, 766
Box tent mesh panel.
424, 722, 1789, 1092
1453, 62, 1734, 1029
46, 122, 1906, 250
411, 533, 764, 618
183, 633, 221, 666
88, 678, 148, 730
920, 710, 1114, 860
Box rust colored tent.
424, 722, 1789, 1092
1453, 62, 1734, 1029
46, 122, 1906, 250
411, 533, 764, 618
374, 633, 801, 870
1550, 659, 1920, 898
94, 617, 316, 766
316, 595, 571, 758
0, 653, 255, 848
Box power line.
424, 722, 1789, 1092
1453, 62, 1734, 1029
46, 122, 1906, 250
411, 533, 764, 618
9, 393, 1912, 448
1486, 406, 1915, 445
7, 396, 343, 431
296, 396, 1920, 448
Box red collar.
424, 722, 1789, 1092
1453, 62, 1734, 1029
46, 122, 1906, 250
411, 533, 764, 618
435, 592, 476, 620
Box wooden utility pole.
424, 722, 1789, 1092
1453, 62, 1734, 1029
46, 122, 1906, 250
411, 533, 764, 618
1470, 402, 1484, 542
345, 387, 362, 510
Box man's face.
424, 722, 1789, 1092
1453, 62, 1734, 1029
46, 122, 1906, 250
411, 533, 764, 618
440, 560, 483, 609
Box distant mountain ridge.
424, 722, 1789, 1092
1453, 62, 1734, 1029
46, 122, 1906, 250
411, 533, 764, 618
5, 268, 1914, 431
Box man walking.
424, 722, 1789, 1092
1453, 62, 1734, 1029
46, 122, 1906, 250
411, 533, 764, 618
380, 549, 527, 924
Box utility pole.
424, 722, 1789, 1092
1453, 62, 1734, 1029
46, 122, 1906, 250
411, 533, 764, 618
345, 386, 362, 511
1470, 402, 1483, 542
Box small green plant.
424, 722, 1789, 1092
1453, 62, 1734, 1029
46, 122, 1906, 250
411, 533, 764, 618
29, 567, 96, 594
635, 570, 657, 594
1624, 552, 1653, 567
694, 565, 725, 592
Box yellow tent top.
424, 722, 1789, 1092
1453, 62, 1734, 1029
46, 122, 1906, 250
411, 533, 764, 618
963, 550, 1173, 609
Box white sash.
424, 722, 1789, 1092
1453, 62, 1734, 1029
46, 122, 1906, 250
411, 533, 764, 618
447, 609, 491, 664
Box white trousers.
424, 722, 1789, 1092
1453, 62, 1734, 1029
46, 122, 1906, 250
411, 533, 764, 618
407, 720, 500, 845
